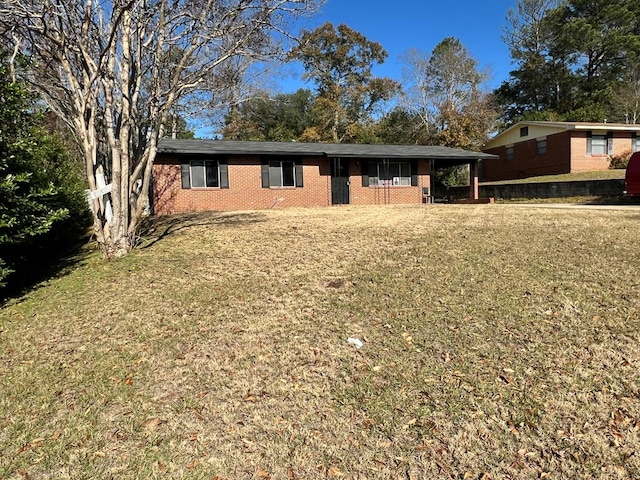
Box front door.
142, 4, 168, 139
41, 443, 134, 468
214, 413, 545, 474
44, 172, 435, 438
331, 158, 350, 205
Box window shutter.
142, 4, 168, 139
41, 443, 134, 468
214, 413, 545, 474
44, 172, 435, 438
181, 161, 191, 189
261, 158, 270, 188
607, 132, 614, 155
586, 132, 592, 155
411, 160, 418, 186
219, 159, 229, 189
295, 160, 304, 188
361, 159, 369, 187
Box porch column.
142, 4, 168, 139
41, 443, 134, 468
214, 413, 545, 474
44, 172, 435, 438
469, 160, 479, 200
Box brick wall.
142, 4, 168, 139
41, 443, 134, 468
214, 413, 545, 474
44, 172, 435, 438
153, 154, 432, 214
482, 131, 571, 181
569, 131, 632, 172
348, 159, 431, 206
482, 130, 639, 181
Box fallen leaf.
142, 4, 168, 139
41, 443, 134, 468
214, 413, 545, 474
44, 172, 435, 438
31, 438, 44, 448
142, 417, 164, 431
287, 467, 295, 479
328, 466, 344, 477
256, 467, 270, 478
93, 451, 106, 458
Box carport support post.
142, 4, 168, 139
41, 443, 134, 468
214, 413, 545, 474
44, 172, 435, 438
470, 160, 479, 200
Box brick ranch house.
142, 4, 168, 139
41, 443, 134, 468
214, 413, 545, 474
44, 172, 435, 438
152, 139, 498, 214
481, 121, 640, 182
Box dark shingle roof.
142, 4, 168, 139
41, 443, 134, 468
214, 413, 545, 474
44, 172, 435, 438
157, 139, 498, 160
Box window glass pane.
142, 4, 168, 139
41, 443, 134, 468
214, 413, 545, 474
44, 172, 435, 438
537, 140, 547, 155
591, 135, 606, 154
269, 161, 282, 187
205, 161, 219, 187
401, 162, 411, 185
191, 161, 205, 187
634, 138, 640, 151
282, 161, 295, 186
506, 147, 514, 160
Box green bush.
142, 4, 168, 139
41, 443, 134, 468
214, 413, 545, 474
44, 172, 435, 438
0, 57, 90, 292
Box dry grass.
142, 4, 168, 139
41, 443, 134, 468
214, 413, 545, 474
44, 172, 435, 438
1, 205, 640, 479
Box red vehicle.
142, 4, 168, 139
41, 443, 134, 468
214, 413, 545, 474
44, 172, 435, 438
625, 152, 640, 196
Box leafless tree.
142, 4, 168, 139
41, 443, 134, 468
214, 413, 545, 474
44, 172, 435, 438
0, 0, 321, 257
401, 38, 496, 150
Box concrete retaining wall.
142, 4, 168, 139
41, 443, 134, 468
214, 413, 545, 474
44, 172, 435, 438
449, 179, 625, 200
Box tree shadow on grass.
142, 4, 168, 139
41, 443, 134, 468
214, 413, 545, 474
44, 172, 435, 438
138, 211, 269, 250
0, 231, 95, 305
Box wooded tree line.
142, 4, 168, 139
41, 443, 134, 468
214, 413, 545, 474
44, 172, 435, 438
1, 0, 639, 278
497, 0, 640, 124
227, 0, 640, 145
224, 26, 495, 152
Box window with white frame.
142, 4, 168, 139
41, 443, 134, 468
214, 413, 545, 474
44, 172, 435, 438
181, 159, 228, 189
369, 161, 412, 186
634, 136, 640, 152
190, 160, 219, 187
589, 135, 608, 155
261, 159, 303, 188
269, 160, 296, 187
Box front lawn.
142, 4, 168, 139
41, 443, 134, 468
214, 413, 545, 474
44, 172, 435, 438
1, 205, 639, 479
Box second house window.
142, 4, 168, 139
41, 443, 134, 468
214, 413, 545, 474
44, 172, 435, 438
269, 160, 296, 187
190, 160, 219, 188
261, 159, 304, 188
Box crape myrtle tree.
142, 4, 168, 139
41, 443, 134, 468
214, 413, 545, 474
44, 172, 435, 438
0, 0, 321, 257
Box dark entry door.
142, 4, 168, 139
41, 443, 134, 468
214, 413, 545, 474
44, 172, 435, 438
331, 158, 350, 205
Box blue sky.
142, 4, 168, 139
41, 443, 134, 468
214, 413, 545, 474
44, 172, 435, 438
280, 0, 518, 92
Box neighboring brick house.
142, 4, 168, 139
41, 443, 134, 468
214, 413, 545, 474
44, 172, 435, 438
152, 139, 497, 214
481, 121, 640, 182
